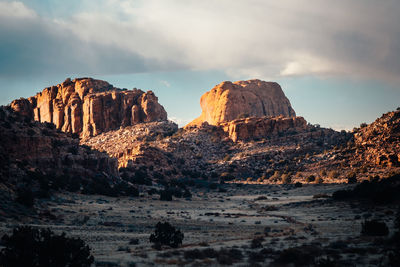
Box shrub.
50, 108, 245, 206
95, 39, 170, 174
250, 236, 264, 249
183, 189, 192, 198
216, 248, 243, 265
159, 190, 173, 201
306, 175, 315, 183
149, 222, 184, 249
184, 249, 205, 260
274, 246, 318, 266
16, 187, 34, 207
361, 220, 389, 236
129, 238, 139, 245
27, 128, 35, 136
294, 182, 302, 188
347, 171, 357, 184
315, 177, 324, 184
0, 226, 94, 267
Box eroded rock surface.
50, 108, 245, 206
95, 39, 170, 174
219, 116, 308, 142
353, 109, 400, 167
11, 78, 167, 137
0, 106, 118, 185
186, 79, 295, 127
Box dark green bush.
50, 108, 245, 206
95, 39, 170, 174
0, 226, 94, 267
16, 187, 34, 207
159, 190, 173, 201
306, 175, 315, 183
149, 222, 184, 249
361, 220, 389, 236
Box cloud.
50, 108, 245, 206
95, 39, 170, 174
0, 1, 36, 18
1, 0, 400, 83
160, 80, 171, 87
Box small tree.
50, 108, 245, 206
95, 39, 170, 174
149, 222, 184, 249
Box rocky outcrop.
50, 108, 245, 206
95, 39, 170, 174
353, 109, 400, 167
186, 79, 295, 127
219, 116, 308, 142
11, 78, 168, 137
81, 121, 178, 168
0, 106, 118, 181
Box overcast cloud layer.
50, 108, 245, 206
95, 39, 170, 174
1, 0, 400, 83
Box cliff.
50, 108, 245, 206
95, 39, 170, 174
11, 78, 167, 137
219, 116, 308, 142
186, 79, 295, 127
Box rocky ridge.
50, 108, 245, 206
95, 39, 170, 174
353, 109, 400, 167
186, 79, 295, 127
11, 78, 167, 137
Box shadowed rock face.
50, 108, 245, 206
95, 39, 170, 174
186, 79, 295, 127
11, 78, 167, 137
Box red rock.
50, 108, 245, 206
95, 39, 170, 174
219, 116, 308, 142
11, 78, 167, 137
186, 79, 295, 127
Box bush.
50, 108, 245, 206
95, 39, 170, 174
159, 190, 173, 201
306, 175, 315, 183
16, 187, 34, 207
250, 236, 264, 249
0, 226, 94, 267
149, 222, 184, 249
216, 248, 243, 265
294, 182, 302, 188
332, 174, 400, 204
347, 171, 357, 184
315, 177, 324, 184
361, 220, 389, 236
183, 189, 192, 198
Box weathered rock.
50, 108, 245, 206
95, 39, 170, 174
219, 116, 308, 142
353, 109, 400, 167
186, 79, 295, 127
0, 106, 119, 181
11, 78, 168, 137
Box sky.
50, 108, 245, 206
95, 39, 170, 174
0, 0, 399, 129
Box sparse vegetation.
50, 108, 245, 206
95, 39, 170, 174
0, 226, 94, 267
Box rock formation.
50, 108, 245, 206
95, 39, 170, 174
11, 78, 168, 137
219, 116, 308, 142
353, 109, 400, 167
0, 106, 118, 181
186, 79, 295, 127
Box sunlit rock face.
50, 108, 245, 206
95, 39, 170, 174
11, 78, 168, 137
219, 116, 307, 142
186, 79, 295, 128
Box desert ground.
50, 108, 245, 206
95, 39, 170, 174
1, 183, 397, 266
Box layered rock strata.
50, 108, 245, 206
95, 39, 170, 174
219, 116, 308, 142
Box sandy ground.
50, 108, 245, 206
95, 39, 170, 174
0, 183, 398, 266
